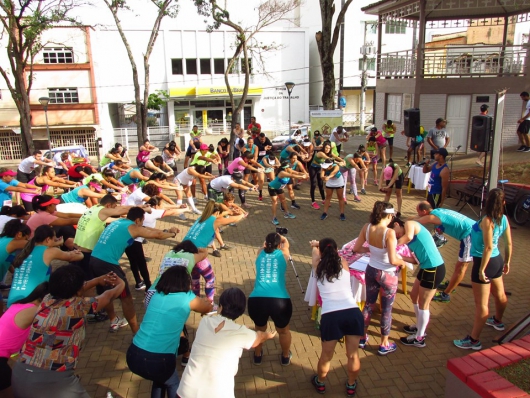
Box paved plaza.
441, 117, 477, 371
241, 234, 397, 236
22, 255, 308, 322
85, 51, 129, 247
72, 147, 529, 398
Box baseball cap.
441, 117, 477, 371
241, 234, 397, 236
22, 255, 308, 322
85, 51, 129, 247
320, 161, 333, 169
0, 169, 16, 177
434, 148, 449, 157
231, 171, 243, 182
199, 143, 209, 150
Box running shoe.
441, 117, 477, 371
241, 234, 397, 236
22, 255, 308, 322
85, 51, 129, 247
135, 281, 146, 291
229, 223, 237, 227
486, 316, 505, 331
437, 280, 449, 290
353, 196, 361, 202
311, 375, 326, 394
524, 147, 530, 152
242, 203, 252, 209
377, 342, 397, 356
178, 213, 187, 220
475, 161, 484, 167
403, 325, 417, 335
340, 214, 346, 221
358, 335, 369, 348
293, 185, 301, 190
253, 353, 263, 366
348, 190, 355, 195
181, 356, 189, 367
361, 188, 367, 195
432, 234, 448, 248
433, 291, 450, 303
284, 212, 296, 219
373, 179, 378, 185
346, 381, 357, 397
311, 202, 320, 210
320, 213, 328, 220
517, 145, 526, 151
272, 217, 280, 225
87, 311, 109, 323
193, 198, 198, 205
212, 249, 221, 258
193, 208, 202, 215
220, 244, 231, 250
453, 335, 482, 350
291, 203, 301, 209
280, 351, 292, 366
400, 335, 426, 348
258, 195, 263, 201
109, 316, 129, 333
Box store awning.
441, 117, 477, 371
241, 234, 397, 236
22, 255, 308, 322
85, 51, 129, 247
169, 86, 263, 99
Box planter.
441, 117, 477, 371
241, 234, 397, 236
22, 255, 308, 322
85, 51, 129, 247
445, 335, 530, 397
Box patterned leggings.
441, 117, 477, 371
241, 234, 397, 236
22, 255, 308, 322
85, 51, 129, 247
191, 258, 216, 302
362, 265, 398, 336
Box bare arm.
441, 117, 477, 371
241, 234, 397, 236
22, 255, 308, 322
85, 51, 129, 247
478, 217, 495, 282
189, 296, 213, 314
386, 229, 407, 267
251, 330, 277, 348
502, 221, 512, 273
439, 167, 450, 207
352, 224, 370, 253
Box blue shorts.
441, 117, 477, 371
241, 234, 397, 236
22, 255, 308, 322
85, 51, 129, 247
458, 234, 472, 263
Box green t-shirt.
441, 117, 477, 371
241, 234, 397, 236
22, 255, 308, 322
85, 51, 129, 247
83, 173, 104, 185
149, 251, 196, 290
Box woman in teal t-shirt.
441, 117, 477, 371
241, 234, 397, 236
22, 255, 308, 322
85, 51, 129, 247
454, 188, 512, 351
248, 232, 292, 365
127, 266, 212, 398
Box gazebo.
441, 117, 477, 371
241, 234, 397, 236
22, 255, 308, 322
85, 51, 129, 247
361, 0, 530, 153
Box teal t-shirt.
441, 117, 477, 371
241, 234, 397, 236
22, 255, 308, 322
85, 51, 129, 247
249, 249, 289, 299
431, 208, 475, 241
61, 185, 88, 204
470, 215, 508, 258
184, 216, 216, 248
133, 290, 195, 354
0, 236, 15, 280
92, 219, 135, 265
0, 180, 19, 205
269, 176, 290, 190
406, 222, 444, 269
120, 168, 141, 185
280, 145, 296, 161
7, 246, 50, 307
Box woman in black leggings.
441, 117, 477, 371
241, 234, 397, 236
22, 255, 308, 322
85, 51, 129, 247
309, 141, 343, 210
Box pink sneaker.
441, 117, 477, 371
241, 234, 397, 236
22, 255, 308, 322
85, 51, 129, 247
311, 202, 320, 210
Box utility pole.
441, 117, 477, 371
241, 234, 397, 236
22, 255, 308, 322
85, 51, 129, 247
338, 0, 345, 110
360, 21, 377, 131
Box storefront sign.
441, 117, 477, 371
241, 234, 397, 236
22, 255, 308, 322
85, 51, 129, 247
169, 86, 262, 98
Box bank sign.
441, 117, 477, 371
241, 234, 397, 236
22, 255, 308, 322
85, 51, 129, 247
169, 86, 263, 98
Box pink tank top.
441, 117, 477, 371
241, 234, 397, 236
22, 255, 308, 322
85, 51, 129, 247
0, 303, 35, 357
20, 177, 47, 202
226, 157, 246, 174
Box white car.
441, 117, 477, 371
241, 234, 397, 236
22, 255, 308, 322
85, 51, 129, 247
271, 126, 310, 151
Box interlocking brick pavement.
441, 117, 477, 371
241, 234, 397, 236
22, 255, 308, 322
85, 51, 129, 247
44, 140, 530, 397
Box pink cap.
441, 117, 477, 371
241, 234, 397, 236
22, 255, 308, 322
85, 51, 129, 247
0, 169, 16, 177
199, 143, 209, 150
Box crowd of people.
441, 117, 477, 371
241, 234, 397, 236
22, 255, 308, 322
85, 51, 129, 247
0, 118, 516, 398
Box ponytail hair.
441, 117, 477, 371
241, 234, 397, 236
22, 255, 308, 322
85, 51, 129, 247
12, 225, 55, 269
316, 238, 341, 283
0, 219, 31, 238
369, 201, 394, 225
264, 233, 281, 254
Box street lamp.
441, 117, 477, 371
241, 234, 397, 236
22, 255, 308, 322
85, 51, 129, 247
39, 97, 51, 149
285, 82, 295, 131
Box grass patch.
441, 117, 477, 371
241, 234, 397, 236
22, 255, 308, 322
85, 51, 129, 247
494, 358, 530, 393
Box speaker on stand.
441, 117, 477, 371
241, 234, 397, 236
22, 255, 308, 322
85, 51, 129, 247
404, 108, 420, 165
469, 115, 493, 215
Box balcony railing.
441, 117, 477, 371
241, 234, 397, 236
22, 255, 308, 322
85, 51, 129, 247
343, 113, 373, 129
378, 44, 527, 78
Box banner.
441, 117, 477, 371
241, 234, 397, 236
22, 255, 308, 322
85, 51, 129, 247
310, 110, 343, 139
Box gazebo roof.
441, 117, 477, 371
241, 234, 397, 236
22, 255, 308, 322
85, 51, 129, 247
361, 0, 530, 22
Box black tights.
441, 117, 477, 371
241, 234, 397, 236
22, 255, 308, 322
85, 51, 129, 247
309, 166, 325, 202
125, 241, 151, 288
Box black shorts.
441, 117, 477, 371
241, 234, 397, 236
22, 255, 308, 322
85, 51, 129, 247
55, 168, 67, 176
69, 176, 83, 183
416, 263, 446, 289
517, 120, 530, 135
386, 173, 404, 189
244, 168, 252, 175
22, 199, 33, 212
16, 170, 34, 184
185, 147, 197, 158
320, 308, 364, 341
386, 137, 394, 146
90, 256, 131, 297
0, 357, 11, 391
427, 193, 443, 209
471, 255, 504, 284
268, 186, 284, 196
248, 297, 293, 329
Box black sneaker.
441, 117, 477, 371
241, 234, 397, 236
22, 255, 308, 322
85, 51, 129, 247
311, 375, 326, 394
280, 351, 292, 366
291, 203, 301, 209
524, 147, 530, 152
400, 335, 426, 348
320, 213, 328, 220
346, 381, 357, 397
403, 325, 418, 335
212, 249, 221, 258
253, 353, 263, 366
220, 244, 231, 250
517, 145, 526, 151
135, 281, 146, 291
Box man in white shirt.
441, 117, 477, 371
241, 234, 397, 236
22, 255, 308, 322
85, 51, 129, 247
208, 171, 256, 202
330, 126, 349, 155
17, 150, 53, 182
516, 91, 530, 152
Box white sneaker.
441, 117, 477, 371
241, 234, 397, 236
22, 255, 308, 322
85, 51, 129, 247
109, 316, 128, 333
178, 213, 187, 220
193, 208, 202, 215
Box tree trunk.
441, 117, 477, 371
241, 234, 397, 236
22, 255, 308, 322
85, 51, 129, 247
14, 63, 34, 156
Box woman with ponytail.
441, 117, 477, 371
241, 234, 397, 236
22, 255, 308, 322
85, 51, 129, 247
352, 201, 408, 356
309, 238, 363, 397
268, 160, 307, 226
248, 232, 293, 366
6, 225, 83, 307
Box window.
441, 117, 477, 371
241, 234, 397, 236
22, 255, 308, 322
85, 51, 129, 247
359, 58, 376, 71
186, 59, 197, 74
171, 59, 183, 75
48, 88, 79, 104
214, 58, 225, 74
200, 59, 211, 74
43, 47, 74, 64
241, 58, 252, 74
386, 94, 402, 122
385, 21, 406, 34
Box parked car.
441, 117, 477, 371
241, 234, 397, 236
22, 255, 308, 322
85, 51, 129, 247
43, 145, 90, 163
271, 126, 310, 151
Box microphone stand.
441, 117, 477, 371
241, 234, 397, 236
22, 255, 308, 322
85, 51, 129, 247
447, 145, 461, 198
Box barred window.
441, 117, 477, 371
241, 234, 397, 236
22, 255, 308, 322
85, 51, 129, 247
43, 47, 74, 64
48, 88, 79, 104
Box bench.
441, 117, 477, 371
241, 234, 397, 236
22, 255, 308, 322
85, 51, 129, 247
498, 181, 521, 205
455, 175, 485, 206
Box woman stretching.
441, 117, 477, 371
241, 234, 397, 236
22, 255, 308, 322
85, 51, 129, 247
352, 201, 408, 355
320, 159, 346, 221
309, 141, 343, 210
309, 238, 363, 397
379, 160, 404, 217
341, 153, 366, 203
453, 188, 511, 350
226, 152, 264, 208
20, 166, 76, 211
248, 233, 293, 366
268, 161, 306, 226
217, 138, 231, 175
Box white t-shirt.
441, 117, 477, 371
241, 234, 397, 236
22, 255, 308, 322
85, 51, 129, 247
126, 189, 148, 206
0, 215, 18, 234
18, 156, 36, 173
330, 128, 345, 144
210, 175, 233, 191
135, 208, 165, 243
524, 101, 530, 120
176, 168, 195, 186
177, 315, 256, 398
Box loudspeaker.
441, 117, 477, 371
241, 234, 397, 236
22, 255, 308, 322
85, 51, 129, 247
470, 115, 493, 152
404, 108, 420, 137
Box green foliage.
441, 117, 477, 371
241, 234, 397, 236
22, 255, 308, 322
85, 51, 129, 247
147, 90, 170, 110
